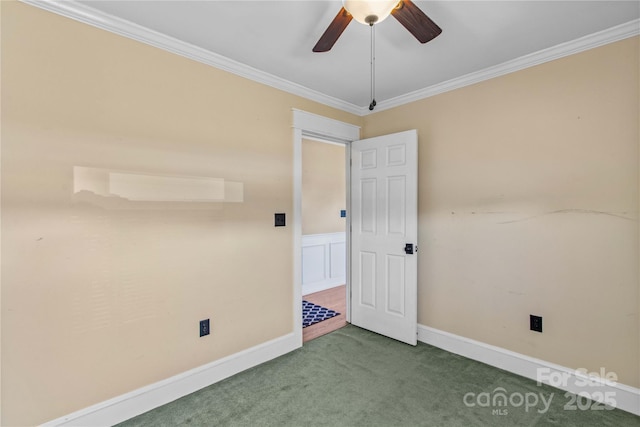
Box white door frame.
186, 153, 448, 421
292, 109, 360, 345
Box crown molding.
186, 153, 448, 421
19, 0, 364, 116
372, 18, 640, 114
19, 1, 640, 118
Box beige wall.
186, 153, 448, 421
302, 139, 346, 235
0, 2, 361, 425
364, 37, 639, 388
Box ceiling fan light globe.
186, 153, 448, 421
342, 0, 399, 25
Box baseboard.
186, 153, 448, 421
40, 325, 639, 425
41, 332, 300, 426
417, 324, 640, 416
302, 280, 344, 296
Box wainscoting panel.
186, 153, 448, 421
302, 232, 346, 295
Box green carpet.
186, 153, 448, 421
117, 325, 639, 426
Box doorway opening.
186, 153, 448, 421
292, 109, 361, 346
293, 111, 418, 346
301, 137, 348, 343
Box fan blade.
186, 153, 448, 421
391, 0, 442, 44
313, 7, 353, 52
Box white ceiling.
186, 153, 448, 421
36, 1, 640, 114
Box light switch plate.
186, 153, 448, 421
275, 213, 286, 227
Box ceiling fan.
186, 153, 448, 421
313, 0, 442, 53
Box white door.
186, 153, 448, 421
350, 130, 418, 345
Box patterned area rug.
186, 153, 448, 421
302, 300, 340, 328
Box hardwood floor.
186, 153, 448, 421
303, 285, 347, 343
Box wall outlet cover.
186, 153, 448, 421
530, 315, 542, 333
200, 319, 210, 337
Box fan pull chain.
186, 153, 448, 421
369, 22, 377, 111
